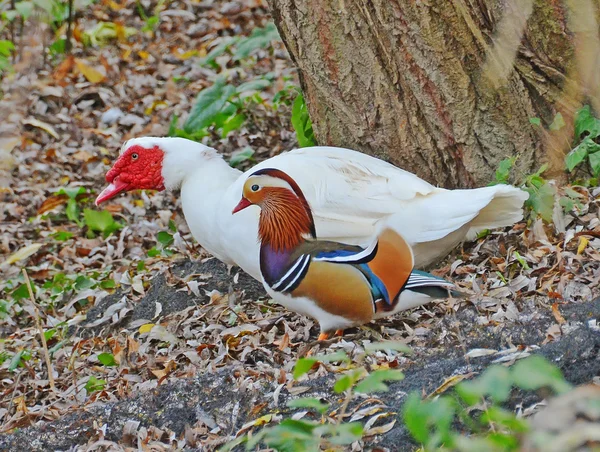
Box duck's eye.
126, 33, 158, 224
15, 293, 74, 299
251, 184, 260, 192
131, 153, 139, 160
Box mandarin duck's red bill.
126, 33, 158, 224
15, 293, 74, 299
97, 137, 528, 283
233, 167, 464, 337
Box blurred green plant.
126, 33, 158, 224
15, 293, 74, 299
404, 355, 571, 451
147, 220, 177, 258
168, 74, 275, 142
291, 93, 316, 147
199, 22, 280, 68
565, 105, 600, 182
0, 40, 15, 73
221, 341, 409, 451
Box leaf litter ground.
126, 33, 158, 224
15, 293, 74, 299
1, 0, 599, 450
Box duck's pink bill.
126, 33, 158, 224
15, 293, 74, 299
232, 197, 251, 214
95, 178, 130, 205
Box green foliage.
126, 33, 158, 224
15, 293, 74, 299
83, 209, 122, 237
565, 105, 600, 177
491, 159, 558, 222
229, 146, 255, 168
224, 342, 407, 451
403, 355, 570, 451
491, 157, 516, 185
97, 352, 117, 367
148, 226, 177, 258
233, 23, 280, 61
85, 375, 106, 393
199, 22, 280, 68
57, 186, 87, 226
0, 40, 15, 73
522, 165, 556, 223
169, 74, 274, 142
291, 93, 316, 147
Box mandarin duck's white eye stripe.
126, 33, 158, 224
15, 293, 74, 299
271, 254, 311, 292
313, 239, 378, 264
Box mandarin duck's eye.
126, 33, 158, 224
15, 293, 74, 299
131, 153, 139, 160
251, 184, 260, 192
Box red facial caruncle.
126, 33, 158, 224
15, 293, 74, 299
95, 145, 165, 205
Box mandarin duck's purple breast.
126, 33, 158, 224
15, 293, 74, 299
259, 244, 295, 285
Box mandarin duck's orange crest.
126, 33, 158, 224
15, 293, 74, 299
232, 168, 316, 252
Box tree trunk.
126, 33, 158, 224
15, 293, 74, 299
268, 0, 600, 188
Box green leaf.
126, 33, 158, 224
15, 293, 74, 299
44, 328, 57, 341
287, 397, 329, 414
456, 365, 512, 404
333, 374, 353, 393
529, 117, 541, 126
565, 142, 589, 172
221, 113, 246, 138
0, 40, 15, 56
511, 355, 572, 394
480, 406, 529, 433
589, 149, 600, 176
251, 419, 319, 451
524, 179, 556, 222
318, 422, 364, 445
512, 251, 530, 270
355, 369, 405, 393
403, 393, 456, 447
12, 284, 30, 301
8, 350, 25, 371
98, 352, 117, 367
83, 209, 122, 236
236, 78, 272, 95
184, 77, 236, 133
58, 186, 86, 199
293, 358, 317, 379
233, 22, 280, 60
157, 231, 174, 247
15, 1, 33, 19
293, 351, 349, 379
147, 247, 161, 257
49, 38, 66, 55
199, 37, 237, 67
574, 105, 600, 140
74, 275, 95, 291
229, 147, 255, 167
167, 114, 179, 136
364, 340, 412, 354
66, 199, 81, 225
52, 231, 74, 241
494, 157, 516, 184
549, 112, 565, 131
99, 279, 116, 289
85, 375, 107, 393
291, 93, 316, 147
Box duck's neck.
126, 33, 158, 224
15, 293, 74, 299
161, 139, 238, 191
258, 192, 316, 253
168, 143, 240, 263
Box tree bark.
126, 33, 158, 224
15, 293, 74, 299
267, 0, 598, 188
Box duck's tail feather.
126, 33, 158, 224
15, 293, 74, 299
373, 269, 464, 319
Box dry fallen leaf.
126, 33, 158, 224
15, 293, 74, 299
2, 243, 43, 266
22, 118, 60, 139
75, 58, 106, 83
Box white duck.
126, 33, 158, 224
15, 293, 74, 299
95, 137, 528, 281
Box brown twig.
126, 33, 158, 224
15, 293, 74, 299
22, 269, 56, 392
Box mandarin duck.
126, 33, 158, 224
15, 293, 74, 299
231, 168, 461, 338
96, 137, 528, 281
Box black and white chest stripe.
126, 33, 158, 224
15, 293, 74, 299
270, 254, 311, 293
